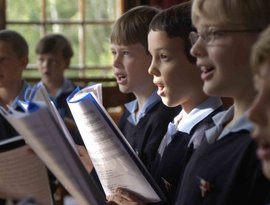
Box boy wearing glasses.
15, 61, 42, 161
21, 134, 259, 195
249, 26, 270, 181
107, 2, 224, 204
175, 0, 270, 205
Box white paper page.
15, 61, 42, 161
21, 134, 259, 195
49, 101, 79, 155
2, 106, 106, 205
0, 144, 53, 205
68, 93, 161, 203
24, 85, 78, 155
74, 83, 102, 104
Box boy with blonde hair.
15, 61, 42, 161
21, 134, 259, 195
175, 0, 270, 204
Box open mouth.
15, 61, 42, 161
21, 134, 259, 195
200, 66, 214, 81
115, 74, 127, 84
43, 71, 51, 76
155, 82, 165, 96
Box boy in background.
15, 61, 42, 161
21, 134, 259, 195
0, 30, 30, 141
0, 29, 32, 204
35, 34, 83, 145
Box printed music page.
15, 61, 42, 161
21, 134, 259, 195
0, 104, 106, 205
0, 137, 53, 205
67, 90, 164, 203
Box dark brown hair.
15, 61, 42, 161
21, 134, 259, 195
149, 1, 196, 63
35, 34, 73, 60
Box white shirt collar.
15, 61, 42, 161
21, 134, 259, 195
125, 89, 160, 125
177, 96, 222, 134
205, 106, 254, 143
37, 78, 75, 98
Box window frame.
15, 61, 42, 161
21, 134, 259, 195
0, 0, 128, 83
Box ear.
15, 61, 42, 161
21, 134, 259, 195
20, 55, 29, 70
65, 58, 71, 69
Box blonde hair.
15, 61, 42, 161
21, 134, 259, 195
191, 0, 270, 29
251, 25, 270, 72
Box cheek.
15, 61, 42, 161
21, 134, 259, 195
207, 50, 232, 83
135, 61, 152, 77
163, 65, 181, 88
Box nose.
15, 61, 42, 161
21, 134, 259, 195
38, 59, 49, 69
112, 54, 122, 69
148, 57, 160, 76
190, 38, 207, 58
148, 59, 159, 76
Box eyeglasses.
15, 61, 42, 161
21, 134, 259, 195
189, 28, 262, 46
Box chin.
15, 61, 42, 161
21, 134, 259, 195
161, 97, 177, 108
160, 98, 170, 107
203, 83, 221, 97
118, 85, 130, 94
262, 161, 270, 180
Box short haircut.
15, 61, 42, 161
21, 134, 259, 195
0, 29, 28, 58
35, 34, 73, 60
251, 25, 270, 72
110, 5, 160, 52
192, 0, 270, 29
149, 1, 196, 63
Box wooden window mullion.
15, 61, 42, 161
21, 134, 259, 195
79, 0, 86, 78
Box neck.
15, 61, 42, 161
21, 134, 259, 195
43, 78, 64, 96
181, 91, 209, 114
227, 88, 256, 127
133, 86, 156, 114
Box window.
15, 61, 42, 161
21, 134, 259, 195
6, 0, 124, 81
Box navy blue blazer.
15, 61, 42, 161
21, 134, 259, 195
118, 101, 181, 170
175, 130, 270, 205
151, 107, 223, 205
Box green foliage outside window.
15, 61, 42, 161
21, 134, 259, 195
6, 0, 118, 79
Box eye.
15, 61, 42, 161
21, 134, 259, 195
212, 30, 224, 38
123, 50, 130, 56
51, 59, 57, 64
160, 53, 169, 61
206, 29, 224, 43
111, 50, 116, 56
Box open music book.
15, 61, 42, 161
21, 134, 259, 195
0, 84, 106, 205
0, 83, 165, 204
67, 84, 166, 203
0, 136, 53, 205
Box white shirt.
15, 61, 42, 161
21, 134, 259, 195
158, 96, 223, 156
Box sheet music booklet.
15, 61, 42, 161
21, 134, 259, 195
67, 83, 166, 203
1, 83, 166, 204
0, 84, 106, 205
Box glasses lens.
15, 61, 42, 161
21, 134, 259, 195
189, 32, 198, 45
